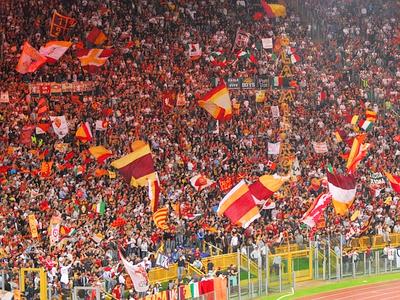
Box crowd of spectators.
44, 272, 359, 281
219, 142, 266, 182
0, 0, 399, 298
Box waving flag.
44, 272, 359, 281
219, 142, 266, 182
385, 172, 400, 194
358, 119, 373, 131
198, 83, 232, 121
327, 172, 356, 215
111, 141, 156, 187
16, 42, 47, 74
119, 250, 149, 293
49, 11, 77, 37
217, 180, 260, 228
76, 48, 114, 73
148, 174, 160, 213
189, 43, 202, 60
249, 174, 288, 202
260, 0, 286, 18
302, 193, 332, 228
75, 122, 92, 143
87, 27, 107, 45
153, 207, 169, 230
89, 146, 112, 163
50, 116, 69, 138
39, 41, 72, 63
346, 134, 368, 174
365, 110, 377, 122
190, 174, 214, 191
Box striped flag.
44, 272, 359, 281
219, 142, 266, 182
111, 141, 156, 187
273, 76, 283, 87
39, 41, 72, 63
290, 53, 301, 64
249, 174, 288, 202
96, 200, 106, 215
87, 27, 107, 45
385, 172, 400, 194
302, 193, 332, 228
358, 119, 373, 131
75, 122, 93, 143
327, 172, 356, 215
260, 0, 286, 18
153, 207, 169, 230
89, 146, 113, 163
198, 82, 232, 121
148, 174, 160, 213
346, 134, 368, 174
217, 180, 260, 228
365, 110, 377, 122
37, 97, 48, 118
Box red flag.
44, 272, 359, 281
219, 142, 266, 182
16, 42, 47, 74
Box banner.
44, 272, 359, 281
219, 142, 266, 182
312, 142, 328, 154
28, 81, 96, 95
28, 214, 39, 238
226, 78, 241, 89
262, 38, 273, 49
271, 105, 280, 118
241, 77, 256, 89
49, 216, 62, 245
268, 142, 281, 155
255, 90, 266, 103
233, 29, 250, 50
258, 78, 270, 88
155, 253, 170, 269
370, 172, 385, 185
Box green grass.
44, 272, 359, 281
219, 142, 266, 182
258, 272, 400, 300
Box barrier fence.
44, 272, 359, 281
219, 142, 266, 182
2, 234, 400, 299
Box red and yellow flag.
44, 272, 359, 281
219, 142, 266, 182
89, 146, 113, 163
111, 141, 156, 187
75, 122, 93, 143
385, 172, 400, 194
16, 42, 47, 74
198, 82, 232, 121
153, 207, 169, 230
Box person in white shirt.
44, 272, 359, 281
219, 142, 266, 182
60, 258, 73, 287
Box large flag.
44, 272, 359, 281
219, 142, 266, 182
190, 174, 214, 191
346, 134, 368, 174
327, 172, 356, 215
119, 250, 149, 293
217, 180, 260, 228
75, 122, 93, 143
198, 83, 232, 121
148, 174, 160, 213
153, 207, 169, 230
50, 116, 69, 138
49, 11, 77, 37
260, 0, 286, 18
111, 141, 156, 187
87, 27, 107, 45
39, 41, 72, 63
16, 42, 47, 74
302, 193, 332, 228
385, 172, 400, 194
312, 142, 328, 154
76, 48, 114, 73
249, 174, 288, 202
89, 146, 113, 163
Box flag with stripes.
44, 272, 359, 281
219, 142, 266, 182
346, 134, 368, 174
198, 82, 232, 121
153, 207, 169, 230
302, 193, 332, 228
111, 140, 156, 187
217, 180, 260, 228
37, 97, 49, 118
76, 48, 114, 73
87, 27, 107, 45
249, 174, 288, 202
385, 172, 400, 194
148, 174, 160, 213
89, 146, 113, 163
75, 122, 93, 143
327, 171, 356, 215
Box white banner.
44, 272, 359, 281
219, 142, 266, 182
271, 106, 280, 118
312, 142, 328, 154
396, 248, 400, 268
262, 38, 273, 49
0, 91, 10, 103
268, 142, 281, 155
